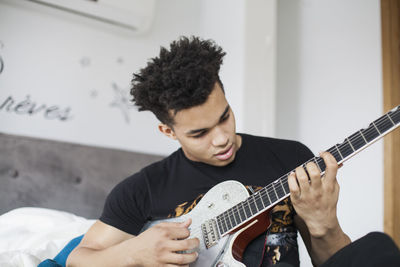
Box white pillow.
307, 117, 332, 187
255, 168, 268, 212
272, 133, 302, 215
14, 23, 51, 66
0, 207, 95, 267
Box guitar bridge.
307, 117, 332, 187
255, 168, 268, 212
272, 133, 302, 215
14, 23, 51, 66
201, 219, 220, 249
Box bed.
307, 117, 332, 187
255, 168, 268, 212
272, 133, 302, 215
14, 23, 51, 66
0, 132, 163, 266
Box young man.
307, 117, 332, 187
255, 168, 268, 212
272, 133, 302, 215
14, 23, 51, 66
67, 36, 351, 266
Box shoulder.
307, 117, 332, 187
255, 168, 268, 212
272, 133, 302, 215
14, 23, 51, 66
240, 133, 314, 165
141, 148, 182, 178
107, 149, 181, 195
240, 133, 311, 153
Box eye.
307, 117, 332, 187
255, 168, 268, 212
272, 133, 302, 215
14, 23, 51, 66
192, 131, 207, 138
221, 113, 230, 122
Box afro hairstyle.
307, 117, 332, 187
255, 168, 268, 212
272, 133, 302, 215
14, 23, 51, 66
130, 36, 226, 126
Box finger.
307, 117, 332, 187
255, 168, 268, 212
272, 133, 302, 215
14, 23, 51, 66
156, 224, 191, 240
320, 152, 338, 184
166, 238, 200, 252
305, 162, 322, 189
287, 172, 300, 200
295, 166, 310, 192
159, 218, 192, 229
180, 218, 192, 228
164, 251, 198, 265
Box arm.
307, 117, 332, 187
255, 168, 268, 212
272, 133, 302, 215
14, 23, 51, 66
288, 152, 351, 266
67, 219, 199, 267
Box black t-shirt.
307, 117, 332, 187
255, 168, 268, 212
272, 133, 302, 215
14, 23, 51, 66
100, 133, 314, 266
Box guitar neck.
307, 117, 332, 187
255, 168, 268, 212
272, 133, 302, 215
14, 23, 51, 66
216, 105, 400, 236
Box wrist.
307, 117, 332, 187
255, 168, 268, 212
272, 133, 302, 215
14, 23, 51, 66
119, 238, 143, 267
309, 225, 351, 265
310, 224, 351, 252
307, 218, 341, 239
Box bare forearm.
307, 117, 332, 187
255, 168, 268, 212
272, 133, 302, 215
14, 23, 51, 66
66, 242, 139, 267
309, 225, 351, 266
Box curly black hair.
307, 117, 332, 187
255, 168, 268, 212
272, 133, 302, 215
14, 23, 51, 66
130, 36, 226, 126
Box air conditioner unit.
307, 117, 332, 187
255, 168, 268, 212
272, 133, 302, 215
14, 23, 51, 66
25, 0, 156, 33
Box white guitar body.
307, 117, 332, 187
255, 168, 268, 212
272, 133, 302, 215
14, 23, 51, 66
141, 180, 253, 267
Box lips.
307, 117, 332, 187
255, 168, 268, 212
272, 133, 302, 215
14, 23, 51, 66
215, 145, 234, 161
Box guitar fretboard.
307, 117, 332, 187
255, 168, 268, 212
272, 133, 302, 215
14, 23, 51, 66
216, 105, 400, 236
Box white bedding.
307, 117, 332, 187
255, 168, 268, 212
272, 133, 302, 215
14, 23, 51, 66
0, 207, 95, 267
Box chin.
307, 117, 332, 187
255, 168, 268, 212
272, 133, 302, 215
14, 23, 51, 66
212, 154, 236, 167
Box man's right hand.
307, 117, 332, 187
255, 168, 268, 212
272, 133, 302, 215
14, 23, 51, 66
128, 219, 199, 266
67, 219, 199, 267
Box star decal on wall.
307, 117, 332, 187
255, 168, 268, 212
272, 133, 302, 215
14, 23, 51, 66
109, 82, 134, 123
90, 89, 98, 98
116, 57, 124, 65
80, 57, 91, 67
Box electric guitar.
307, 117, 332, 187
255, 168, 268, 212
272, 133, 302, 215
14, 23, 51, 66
141, 105, 400, 267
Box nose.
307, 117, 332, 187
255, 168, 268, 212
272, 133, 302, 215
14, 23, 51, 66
211, 127, 229, 147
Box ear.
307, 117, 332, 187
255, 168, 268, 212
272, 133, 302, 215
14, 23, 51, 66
158, 123, 177, 140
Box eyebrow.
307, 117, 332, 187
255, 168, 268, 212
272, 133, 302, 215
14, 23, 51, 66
186, 105, 230, 135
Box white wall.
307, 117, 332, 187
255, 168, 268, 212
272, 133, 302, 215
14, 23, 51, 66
0, 0, 276, 155
277, 0, 383, 266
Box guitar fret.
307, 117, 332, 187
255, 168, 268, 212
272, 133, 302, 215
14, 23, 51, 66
226, 212, 233, 229
348, 131, 367, 151
259, 190, 269, 209
229, 208, 237, 227
221, 214, 228, 233
272, 183, 279, 200
372, 121, 381, 134
216, 215, 224, 233
243, 201, 252, 217
391, 108, 400, 123
234, 209, 241, 225
386, 113, 395, 125
223, 211, 230, 231
346, 138, 355, 152
375, 115, 395, 133
221, 216, 228, 234
268, 185, 278, 203
254, 192, 264, 210
239, 202, 246, 221
338, 140, 354, 159
362, 125, 379, 142
235, 205, 242, 223
260, 188, 268, 208
274, 180, 285, 199
334, 145, 344, 160
280, 178, 287, 195
266, 188, 272, 204
359, 130, 368, 143
249, 195, 258, 214
282, 178, 290, 195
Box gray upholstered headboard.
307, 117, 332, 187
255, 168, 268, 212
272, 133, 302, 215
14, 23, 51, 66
0, 133, 164, 219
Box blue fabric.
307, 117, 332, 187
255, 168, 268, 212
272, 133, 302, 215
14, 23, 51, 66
38, 235, 83, 267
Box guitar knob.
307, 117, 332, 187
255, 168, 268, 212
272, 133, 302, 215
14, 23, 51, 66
216, 261, 229, 267
222, 193, 230, 200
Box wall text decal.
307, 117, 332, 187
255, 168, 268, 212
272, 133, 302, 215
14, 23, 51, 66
0, 95, 73, 121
